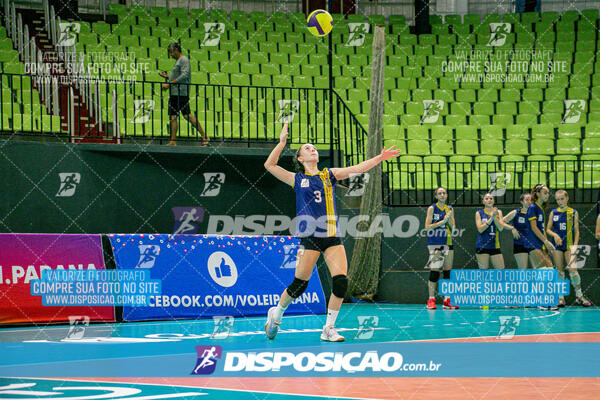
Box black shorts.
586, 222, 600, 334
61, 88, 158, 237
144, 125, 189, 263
168, 95, 190, 116
476, 248, 502, 256
513, 243, 531, 255
300, 236, 342, 252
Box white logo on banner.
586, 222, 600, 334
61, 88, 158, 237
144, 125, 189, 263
201, 23, 225, 47
346, 173, 370, 197
208, 251, 238, 287
133, 99, 155, 124
563, 100, 585, 123
488, 23, 511, 46
281, 244, 303, 269
355, 315, 379, 340
425, 245, 449, 270
497, 316, 520, 339
211, 316, 234, 339
56, 172, 81, 197
136, 245, 161, 269
58, 22, 80, 46
346, 23, 370, 46
569, 245, 591, 269
277, 100, 300, 124
201, 173, 225, 197
489, 172, 512, 197
421, 100, 444, 124
66, 315, 89, 339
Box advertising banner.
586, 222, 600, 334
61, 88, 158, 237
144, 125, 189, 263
108, 234, 326, 321
0, 233, 115, 324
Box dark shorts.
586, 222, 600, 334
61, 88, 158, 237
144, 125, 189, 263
513, 243, 532, 254
476, 248, 502, 256
300, 236, 342, 252
168, 95, 190, 116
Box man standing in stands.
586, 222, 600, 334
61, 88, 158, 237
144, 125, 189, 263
160, 43, 209, 146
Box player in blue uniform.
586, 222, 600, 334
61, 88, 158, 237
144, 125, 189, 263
526, 184, 555, 269
546, 190, 591, 307
475, 193, 509, 269
503, 193, 533, 268
263, 122, 401, 341
425, 187, 458, 310
526, 184, 559, 310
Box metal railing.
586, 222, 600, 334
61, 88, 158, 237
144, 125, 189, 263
0, 72, 370, 151
383, 160, 600, 205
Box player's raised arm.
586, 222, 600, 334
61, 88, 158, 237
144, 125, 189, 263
330, 145, 401, 181
264, 122, 295, 187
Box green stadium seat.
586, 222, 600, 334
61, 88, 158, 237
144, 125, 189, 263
407, 139, 430, 155
473, 102, 494, 115
389, 169, 413, 190
523, 171, 547, 189
467, 171, 491, 190
501, 155, 525, 172
556, 138, 580, 154
414, 172, 438, 189
422, 155, 446, 172
492, 114, 514, 127
506, 139, 529, 155
553, 155, 579, 172
438, 171, 463, 189
431, 139, 454, 155
497, 101, 517, 115
481, 139, 503, 155
582, 138, 600, 153
455, 139, 478, 156
577, 170, 600, 188
530, 139, 555, 155
531, 124, 555, 139
557, 125, 581, 138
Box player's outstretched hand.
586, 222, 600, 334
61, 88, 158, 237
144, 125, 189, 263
381, 145, 402, 161
280, 122, 288, 143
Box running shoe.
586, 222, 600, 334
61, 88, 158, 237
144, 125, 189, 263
443, 297, 459, 310
575, 295, 592, 307
427, 298, 437, 310
320, 325, 345, 342
265, 306, 280, 340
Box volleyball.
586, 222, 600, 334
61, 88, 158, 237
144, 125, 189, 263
306, 9, 333, 37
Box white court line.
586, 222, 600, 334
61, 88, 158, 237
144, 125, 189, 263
391, 331, 600, 343
14, 377, 379, 400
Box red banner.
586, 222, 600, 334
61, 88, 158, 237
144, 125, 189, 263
0, 234, 115, 324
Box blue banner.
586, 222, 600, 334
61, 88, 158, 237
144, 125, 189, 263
108, 234, 326, 321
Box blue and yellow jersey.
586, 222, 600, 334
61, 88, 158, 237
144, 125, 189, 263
428, 203, 453, 246
550, 207, 576, 251
293, 168, 338, 237
526, 202, 546, 250
476, 209, 500, 249
512, 208, 531, 248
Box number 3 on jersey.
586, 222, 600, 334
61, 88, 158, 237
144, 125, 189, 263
314, 190, 322, 203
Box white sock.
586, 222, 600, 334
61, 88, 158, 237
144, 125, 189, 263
273, 303, 287, 322
325, 308, 339, 327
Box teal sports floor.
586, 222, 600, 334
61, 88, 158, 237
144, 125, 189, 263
1, 304, 599, 399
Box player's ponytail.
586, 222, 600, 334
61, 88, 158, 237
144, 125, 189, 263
294, 146, 305, 173
531, 184, 549, 210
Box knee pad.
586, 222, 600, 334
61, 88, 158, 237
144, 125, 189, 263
331, 274, 348, 298
429, 270, 440, 282
286, 278, 309, 298
568, 270, 581, 286
558, 270, 566, 280
443, 270, 451, 280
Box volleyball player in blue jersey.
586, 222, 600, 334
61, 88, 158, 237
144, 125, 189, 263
263, 122, 401, 341
503, 193, 533, 269
526, 184, 555, 269
475, 193, 509, 269
425, 187, 458, 310
546, 190, 591, 307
